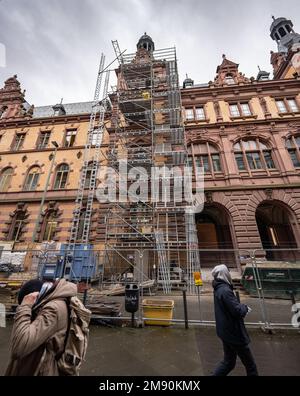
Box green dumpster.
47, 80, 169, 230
241, 262, 300, 299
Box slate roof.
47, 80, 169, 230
33, 101, 94, 118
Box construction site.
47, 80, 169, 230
1, 31, 300, 330
0, 34, 204, 320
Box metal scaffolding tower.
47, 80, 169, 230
104, 42, 201, 293
64, 53, 110, 280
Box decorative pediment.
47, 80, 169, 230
213, 55, 250, 86
0, 75, 34, 121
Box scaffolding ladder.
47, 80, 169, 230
64, 53, 110, 280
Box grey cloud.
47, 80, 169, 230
0, 0, 299, 106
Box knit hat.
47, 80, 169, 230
18, 279, 43, 305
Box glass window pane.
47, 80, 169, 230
295, 137, 300, 148
289, 150, 300, 168
212, 154, 222, 172
234, 143, 241, 151
259, 142, 268, 150
288, 99, 299, 112
276, 100, 287, 113
195, 107, 205, 120
230, 104, 240, 117
247, 152, 262, 170
195, 157, 202, 169
235, 153, 246, 171
264, 151, 275, 169
225, 75, 235, 85
185, 109, 194, 120
241, 103, 251, 116
0, 168, 13, 192
286, 138, 292, 149
201, 156, 210, 173
208, 144, 218, 153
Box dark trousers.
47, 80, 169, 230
213, 341, 258, 376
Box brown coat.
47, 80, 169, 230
5, 279, 77, 376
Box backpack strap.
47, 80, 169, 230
56, 297, 71, 362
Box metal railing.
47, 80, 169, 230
0, 247, 299, 330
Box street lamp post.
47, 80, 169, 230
32, 141, 59, 243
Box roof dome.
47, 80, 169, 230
183, 74, 194, 88
270, 17, 289, 33
137, 33, 155, 52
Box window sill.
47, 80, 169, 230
278, 111, 300, 117
184, 119, 210, 124
230, 115, 258, 121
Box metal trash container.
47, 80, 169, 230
125, 283, 139, 313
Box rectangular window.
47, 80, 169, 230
91, 129, 103, 145
195, 107, 205, 120
263, 152, 275, 169
240, 103, 252, 116
212, 154, 222, 172
44, 221, 58, 241
201, 155, 210, 173
229, 104, 240, 117
247, 152, 262, 170
235, 153, 246, 171
289, 150, 300, 168
12, 220, 23, 241
185, 109, 194, 121
276, 100, 288, 113
37, 132, 51, 149
287, 99, 299, 112
64, 129, 77, 147
12, 134, 26, 151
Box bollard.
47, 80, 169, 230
182, 288, 189, 329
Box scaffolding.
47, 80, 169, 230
64, 53, 110, 280
104, 43, 201, 293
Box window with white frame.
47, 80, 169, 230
0, 167, 13, 192
185, 108, 194, 121
229, 102, 252, 118
23, 166, 41, 191
276, 98, 299, 114
195, 107, 205, 120
64, 129, 77, 148
37, 131, 51, 149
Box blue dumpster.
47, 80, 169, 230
41, 244, 96, 282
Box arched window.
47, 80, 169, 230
191, 143, 222, 175
234, 139, 275, 171
42, 212, 58, 241
278, 27, 287, 37
225, 74, 235, 85
286, 136, 300, 168
286, 25, 292, 33
10, 212, 26, 242
54, 164, 69, 190
23, 166, 41, 191
0, 167, 14, 192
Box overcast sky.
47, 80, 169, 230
1, 0, 300, 106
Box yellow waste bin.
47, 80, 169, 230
142, 299, 174, 326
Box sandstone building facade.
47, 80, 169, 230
1, 16, 300, 270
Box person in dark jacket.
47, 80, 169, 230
212, 265, 258, 376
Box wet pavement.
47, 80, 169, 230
1, 321, 299, 376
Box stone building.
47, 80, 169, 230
1, 16, 300, 271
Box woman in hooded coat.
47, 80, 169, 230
212, 264, 258, 376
